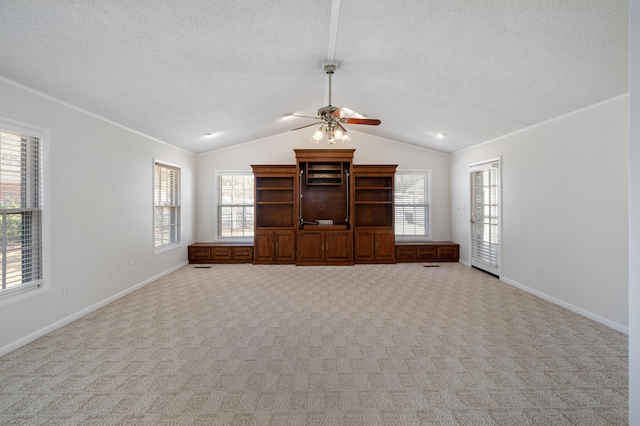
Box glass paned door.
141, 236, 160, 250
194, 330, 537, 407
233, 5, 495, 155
470, 160, 500, 276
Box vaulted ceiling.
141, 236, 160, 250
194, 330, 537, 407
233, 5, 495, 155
0, 1, 629, 154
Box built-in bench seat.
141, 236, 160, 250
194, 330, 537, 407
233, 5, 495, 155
395, 241, 459, 262
188, 242, 254, 264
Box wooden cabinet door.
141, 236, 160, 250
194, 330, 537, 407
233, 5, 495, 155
189, 246, 212, 262
374, 229, 396, 262
275, 230, 296, 262
354, 229, 375, 262
212, 246, 233, 261
325, 231, 352, 263
297, 231, 324, 263
254, 230, 275, 263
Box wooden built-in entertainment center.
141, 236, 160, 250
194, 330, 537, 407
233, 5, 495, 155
188, 149, 458, 265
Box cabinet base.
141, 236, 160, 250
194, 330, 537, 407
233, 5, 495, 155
395, 242, 459, 263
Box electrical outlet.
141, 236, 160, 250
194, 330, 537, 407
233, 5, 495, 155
129, 262, 134, 272
535, 265, 541, 275
63, 284, 70, 296
110, 268, 116, 279
145, 257, 149, 266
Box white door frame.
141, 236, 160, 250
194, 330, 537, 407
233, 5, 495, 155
468, 157, 501, 277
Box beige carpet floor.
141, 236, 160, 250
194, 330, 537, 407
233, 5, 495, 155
0, 263, 628, 425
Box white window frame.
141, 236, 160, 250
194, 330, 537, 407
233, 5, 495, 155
0, 117, 50, 307
395, 170, 432, 240
217, 171, 254, 240
154, 160, 182, 253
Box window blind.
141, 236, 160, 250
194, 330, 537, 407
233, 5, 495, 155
394, 172, 430, 237
471, 162, 499, 266
218, 173, 254, 237
0, 129, 43, 294
154, 162, 181, 249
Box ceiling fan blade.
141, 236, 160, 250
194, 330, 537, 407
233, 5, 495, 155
291, 122, 321, 131
342, 118, 381, 126
284, 113, 320, 120
331, 106, 354, 119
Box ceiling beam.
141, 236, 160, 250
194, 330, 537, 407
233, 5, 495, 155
326, 0, 342, 60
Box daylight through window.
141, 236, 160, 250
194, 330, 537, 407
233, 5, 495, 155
0, 128, 43, 295
154, 162, 181, 250
218, 173, 254, 237
395, 171, 430, 237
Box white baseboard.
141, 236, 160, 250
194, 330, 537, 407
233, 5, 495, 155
0, 262, 188, 357
500, 276, 628, 335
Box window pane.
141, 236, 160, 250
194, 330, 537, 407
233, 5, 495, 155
395, 172, 430, 237
0, 128, 42, 292
219, 205, 254, 237
154, 162, 181, 249
218, 173, 254, 237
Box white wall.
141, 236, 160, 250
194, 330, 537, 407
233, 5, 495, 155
0, 78, 195, 354
450, 96, 629, 331
195, 129, 451, 242
629, 0, 639, 420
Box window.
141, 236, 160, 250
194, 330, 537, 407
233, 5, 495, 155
154, 161, 181, 250
395, 171, 430, 237
0, 127, 43, 297
218, 173, 254, 237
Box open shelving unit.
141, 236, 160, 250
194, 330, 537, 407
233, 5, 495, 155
306, 162, 343, 185
251, 165, 297, 264
352, 165, 397, 263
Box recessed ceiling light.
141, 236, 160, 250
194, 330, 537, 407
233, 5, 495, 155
436, 132, 445, 139
204, 132, 215, 137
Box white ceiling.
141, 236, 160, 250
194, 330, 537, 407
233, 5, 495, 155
0, 1, 629, 154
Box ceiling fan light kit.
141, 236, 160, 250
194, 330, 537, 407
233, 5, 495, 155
288, 61, 380, 144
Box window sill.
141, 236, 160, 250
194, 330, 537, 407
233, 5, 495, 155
0, 284, 51, 309
395, 236, 433, 243
154, 242, 183, 256
215, 236, 254, 244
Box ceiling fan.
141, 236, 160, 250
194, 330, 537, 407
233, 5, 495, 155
285, 61, 381, 144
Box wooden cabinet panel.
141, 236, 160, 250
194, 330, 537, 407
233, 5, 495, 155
297, 231, 324, 263
188, 243, 253, 264
354, 229, 375, 262
417, 246, 438, 260
325, 231, 352, 262
297, 229, 352, 265
395, 242, 459, 263
275, 230, 296, 262
255, 230, 295, 264
254, 231, 275, 263
375, 229, 396, 262
437, 245, 459, 260
233, 246, 254, 260
212, 246, 233, 261
355, 228, 395, 263
189, 246, 212, 262
395, 246, 416, 261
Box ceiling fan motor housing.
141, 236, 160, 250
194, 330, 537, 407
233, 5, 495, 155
322, 60, 338, 74
318, 105, 339, 117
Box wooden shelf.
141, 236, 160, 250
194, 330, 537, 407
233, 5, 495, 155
306, 162, 343, 185
252, 165, 297, 263
352, 165, 397, 263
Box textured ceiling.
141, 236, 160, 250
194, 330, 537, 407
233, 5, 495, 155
0, 0, 629, 154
